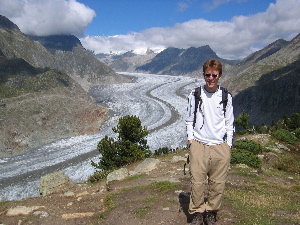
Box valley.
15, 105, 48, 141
0, 73, 201, 202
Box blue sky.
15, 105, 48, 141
1, 0, 300, 59
80, 0, 276, 36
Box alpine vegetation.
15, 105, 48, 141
91, 115, 151, 172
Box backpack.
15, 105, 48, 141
192, 86, 228, 128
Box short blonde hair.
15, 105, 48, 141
203, 59, 222, 75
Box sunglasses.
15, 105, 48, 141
204, 74, 219, 78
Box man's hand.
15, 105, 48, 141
187, 140, 193, 148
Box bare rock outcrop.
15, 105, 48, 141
39, 171, 75, 196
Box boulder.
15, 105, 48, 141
106, 168, 129, 184
129, 158, 160, 175
39, 171, 75, 196
171, 156, 186, 163
62, 212, 95, 219
6, 206, 45, 216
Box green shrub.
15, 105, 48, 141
284, 113, 300, 130
255, 124, 269, 134
88, 170, 111, 183
275, 118, 288, 130
91, 136, 121, 171
91, 137, 147, 171
235, 130, 249, 135
153, 147, 172, 156
112, 115, 150, 154
272, 129, 296, 144
294, 128, 300, 139
91, 115, 151, 172
231, 149, 261, 169
233, 139, 262, 154
235, 110, 250, 130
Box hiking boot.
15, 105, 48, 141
191, 212, 204, 225
205, 211, 217, 225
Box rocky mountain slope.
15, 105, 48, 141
222, 34, 300, 125
29, 35, 129, 91
97, 46, 239, 77
135, 46, 238, 76
96, 49, 157, 73
0, 15, 129, 91
0, 51, 108, 158
0, 15, 122, 157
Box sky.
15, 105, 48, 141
1, 0, 300, 59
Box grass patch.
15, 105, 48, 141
256, 181, 269, 187
141, 197, 156, 202
224, 178, 300, 224
231, 167, 261, 179
133, 205, 151, 218
0, 201, 7, 207
97, 181, 179, 222
104, 193, 119, 211
124, 173, 146, 181
291, 185, 300, 192
122, 181, 179, 195
151, 181, 179, 194
274, 151, 300, 173
96, 192, 120, 222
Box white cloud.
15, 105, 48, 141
80, 0, 300, 59
0, 0, 96, 36
1, 0, 299, 59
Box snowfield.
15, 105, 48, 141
0, 73, 204, 201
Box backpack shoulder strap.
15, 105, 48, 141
193, 87, 202, 128
220, 86, 228, 116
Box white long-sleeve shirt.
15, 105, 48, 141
186, 86, 235, 148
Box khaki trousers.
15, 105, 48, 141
189, 141, 230, 213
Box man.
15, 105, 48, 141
186, 59, 234, 225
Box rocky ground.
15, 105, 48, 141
0, 151, 234, 225
0, 134, 299, 225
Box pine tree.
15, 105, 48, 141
235, 110, 250, 130
91, 115, 151, 171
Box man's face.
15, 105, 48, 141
203, 67, 221, 92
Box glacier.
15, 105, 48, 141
0, 73, 204, 201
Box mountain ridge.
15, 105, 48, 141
0, 15, 118, 157
28, 34, 132, 90
222, 33, 300, 125
97, 46, 239, 77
